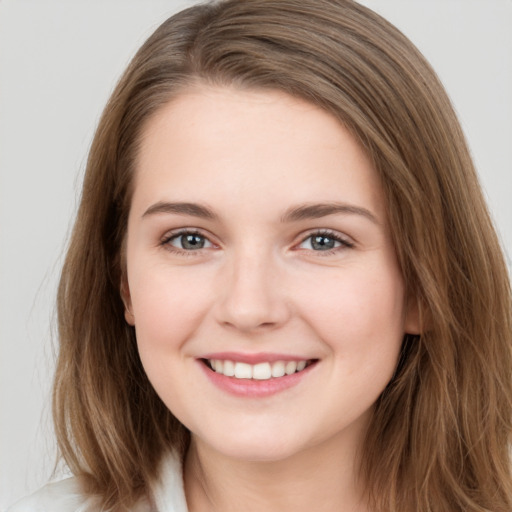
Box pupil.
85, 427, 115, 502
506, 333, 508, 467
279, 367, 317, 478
312, 235, 334, 250
182, 234, 204, 250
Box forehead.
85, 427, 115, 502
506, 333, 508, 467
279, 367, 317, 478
132, 86, 385, 221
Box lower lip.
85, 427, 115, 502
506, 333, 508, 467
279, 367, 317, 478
198, 360, 317, 398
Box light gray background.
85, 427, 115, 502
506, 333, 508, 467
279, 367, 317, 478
1, 1, 511, 508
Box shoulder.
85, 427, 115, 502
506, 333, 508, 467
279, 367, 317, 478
8, 451, 185, 512
7, 476, 154, 512
6, 477, 101, 512
4, 476, 149, 512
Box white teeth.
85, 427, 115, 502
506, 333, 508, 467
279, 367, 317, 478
271, 361, 286, 378
223, 360, 235, 377
285, 361, 298, 375
253, 362, 272, 380
208, 359, 310, 379
234, 362, 252, 379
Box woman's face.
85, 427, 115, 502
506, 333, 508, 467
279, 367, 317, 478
123, 86, 419, 462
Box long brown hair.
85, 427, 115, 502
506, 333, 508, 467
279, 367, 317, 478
54, 1, 512, 510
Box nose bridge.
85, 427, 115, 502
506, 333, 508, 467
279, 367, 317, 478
216, 244, 289, 331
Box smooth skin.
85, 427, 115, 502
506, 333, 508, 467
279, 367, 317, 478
122, 86, 420, 512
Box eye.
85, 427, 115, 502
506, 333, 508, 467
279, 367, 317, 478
298, 231, 353, 252
163, 230, 214, 251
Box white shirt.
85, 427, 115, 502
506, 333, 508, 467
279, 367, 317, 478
7, 452, 189, 512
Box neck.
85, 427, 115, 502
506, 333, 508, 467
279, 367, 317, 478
184, 428, 370, 512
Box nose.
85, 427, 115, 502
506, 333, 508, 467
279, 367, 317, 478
214, 250, 291, 332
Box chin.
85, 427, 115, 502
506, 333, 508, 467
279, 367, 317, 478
195, 429, 306, 463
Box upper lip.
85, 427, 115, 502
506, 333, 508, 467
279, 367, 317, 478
200, 352, 314, 364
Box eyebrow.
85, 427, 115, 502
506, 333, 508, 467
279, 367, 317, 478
142, 200, 379, 225
142, 201, 218, 220
281, 202, 379, 224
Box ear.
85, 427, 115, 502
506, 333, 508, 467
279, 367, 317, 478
120, 276, 135, 326
404, 295, 422, 335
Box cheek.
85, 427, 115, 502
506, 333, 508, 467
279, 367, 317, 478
128, 262, 213, 353
296, 263, 406, 359
298, 265, 406, 421
128, 264, 215, 405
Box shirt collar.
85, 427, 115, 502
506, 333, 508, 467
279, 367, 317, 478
150, 450, 189, 512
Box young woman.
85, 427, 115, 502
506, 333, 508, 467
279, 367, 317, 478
9, 0, 512, 511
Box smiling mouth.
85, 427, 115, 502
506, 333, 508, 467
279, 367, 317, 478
202, 359, 317, 380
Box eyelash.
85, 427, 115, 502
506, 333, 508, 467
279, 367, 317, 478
160, 229, 354, 256
297, 230, 354, 255
160, 229, 213, 257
